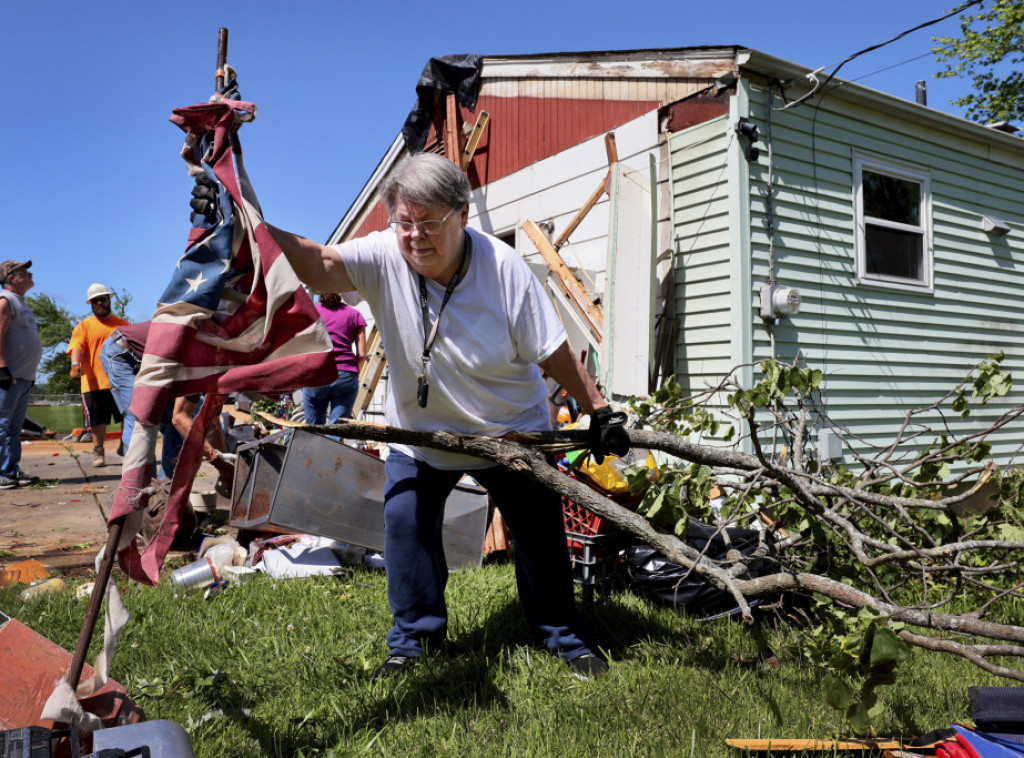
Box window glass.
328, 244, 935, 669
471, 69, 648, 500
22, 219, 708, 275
863, 171, 920, 226
864, 226, 923, 280
855, 157, 930, 290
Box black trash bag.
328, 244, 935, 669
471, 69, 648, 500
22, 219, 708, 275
625, 520, 776, 621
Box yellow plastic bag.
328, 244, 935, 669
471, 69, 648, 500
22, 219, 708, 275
570, 451, 658, 495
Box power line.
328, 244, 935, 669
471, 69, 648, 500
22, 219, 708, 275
775, 1, 982, 112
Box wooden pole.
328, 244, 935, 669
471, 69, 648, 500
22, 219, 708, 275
66, 521, 124, 689
215, 28, 228, 92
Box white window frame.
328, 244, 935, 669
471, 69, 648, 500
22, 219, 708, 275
854, 155, 932, 293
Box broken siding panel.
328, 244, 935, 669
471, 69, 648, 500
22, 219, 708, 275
744, 84, 1024, 463
470, 109, 663, 285
667, 115, 733, 396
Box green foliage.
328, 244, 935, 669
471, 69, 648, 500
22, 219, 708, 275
112, 287, 133, 320
933, 0, 1024, 127
952, 351, 1011, 418
806, 603, 910, 735
630, 375, 734, 440
626, 354, 1024, 734
27, 293, 78, 395
27, 293, 75, 349
728, 360, 823, 417
624, 460, 713, 533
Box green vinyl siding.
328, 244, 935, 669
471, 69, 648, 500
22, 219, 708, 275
667, 116, 736, 397
741, 80, 1024, 465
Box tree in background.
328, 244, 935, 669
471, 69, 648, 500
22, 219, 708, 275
933, 0, 1024, 128
28, 293, 76, 395
27, 288, 135, 395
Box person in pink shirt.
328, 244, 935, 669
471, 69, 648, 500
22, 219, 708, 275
303, 293, 367, 424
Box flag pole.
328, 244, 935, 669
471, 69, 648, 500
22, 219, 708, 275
66, 521, 123, 690
66, 26, 230, 693
215, 28, 228, 92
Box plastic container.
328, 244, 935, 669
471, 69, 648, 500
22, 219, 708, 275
169, 557, 218, 590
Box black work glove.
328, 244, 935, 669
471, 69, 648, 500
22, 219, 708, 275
0, 367, 11, 391
189, 175, 218, 226
588, 405, 630, 464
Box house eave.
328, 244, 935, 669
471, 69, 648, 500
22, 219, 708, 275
737, 49, 1024, 152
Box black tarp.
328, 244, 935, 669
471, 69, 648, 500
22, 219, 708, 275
401, 54, 483, 155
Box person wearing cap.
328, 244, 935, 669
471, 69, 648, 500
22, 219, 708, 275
68, 283, 128, 467
0, 260, 42, 489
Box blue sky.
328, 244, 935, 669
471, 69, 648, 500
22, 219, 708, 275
0, 1, 983, 323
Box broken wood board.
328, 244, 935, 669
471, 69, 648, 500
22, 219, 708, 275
725, 736, 945, 752
523, 219, 603, 342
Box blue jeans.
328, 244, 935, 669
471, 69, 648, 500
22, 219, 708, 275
0, 378, 34, 478
99, 338, 182, 479
302, 371, 359, 425
382, 450, 591, 661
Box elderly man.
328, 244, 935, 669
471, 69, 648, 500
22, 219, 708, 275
252, 153, 629, 679
68, 283, 127, 467
0, 260, 42, 489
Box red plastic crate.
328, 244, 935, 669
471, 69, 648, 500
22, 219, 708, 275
561, 472, 641, 557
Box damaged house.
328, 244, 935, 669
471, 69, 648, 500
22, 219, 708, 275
332, 47, 1024, 466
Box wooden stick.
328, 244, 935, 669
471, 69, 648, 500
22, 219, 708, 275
444, 94, 461, 165
215, 28, 228, 92
66, 520, 124, 689
553, 132, 618, 251
522, 220, 603, 341
724, 737, 944, 752
461, 110, 489, 171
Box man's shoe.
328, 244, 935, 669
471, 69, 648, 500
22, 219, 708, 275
15, 471, 38, 486
375, 655, 417, 679
91, 450, 105, 467
0, 476, 18, 490
567, 653, 609, 680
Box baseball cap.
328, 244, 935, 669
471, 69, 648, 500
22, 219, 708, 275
0, 260, 31, 285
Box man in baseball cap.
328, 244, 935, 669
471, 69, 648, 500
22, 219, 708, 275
0, 260, 41, 488
68, 283, 127, 467
0, 260, 31, 286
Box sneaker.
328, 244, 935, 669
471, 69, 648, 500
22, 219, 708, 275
0, 476, 17, 490
567, 653, 609, 680
375, 655, 417, 679
14, 471, 39, 486
91, 450, 105, 467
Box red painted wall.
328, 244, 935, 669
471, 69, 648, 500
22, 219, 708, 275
350, 94, 660, 238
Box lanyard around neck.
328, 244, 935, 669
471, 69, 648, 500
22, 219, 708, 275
417, 231, 471, 362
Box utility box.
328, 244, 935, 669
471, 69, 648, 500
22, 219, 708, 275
228, 429, 489, 569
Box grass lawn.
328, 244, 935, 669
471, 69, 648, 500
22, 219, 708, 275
0, 560, 1008, 757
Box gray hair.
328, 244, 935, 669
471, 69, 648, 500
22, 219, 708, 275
381, 153, 470, 214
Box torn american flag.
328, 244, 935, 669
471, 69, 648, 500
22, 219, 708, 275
108, 87, 336, 585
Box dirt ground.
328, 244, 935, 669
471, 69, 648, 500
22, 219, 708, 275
0, 437, 228, 575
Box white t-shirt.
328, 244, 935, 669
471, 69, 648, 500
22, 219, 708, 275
333, 227, 566, 469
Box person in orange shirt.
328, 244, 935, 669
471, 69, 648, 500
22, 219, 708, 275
68, 283, 128, 467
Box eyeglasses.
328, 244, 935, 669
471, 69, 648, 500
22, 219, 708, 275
388, 206, 459, 236
90, 296, 110, 304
